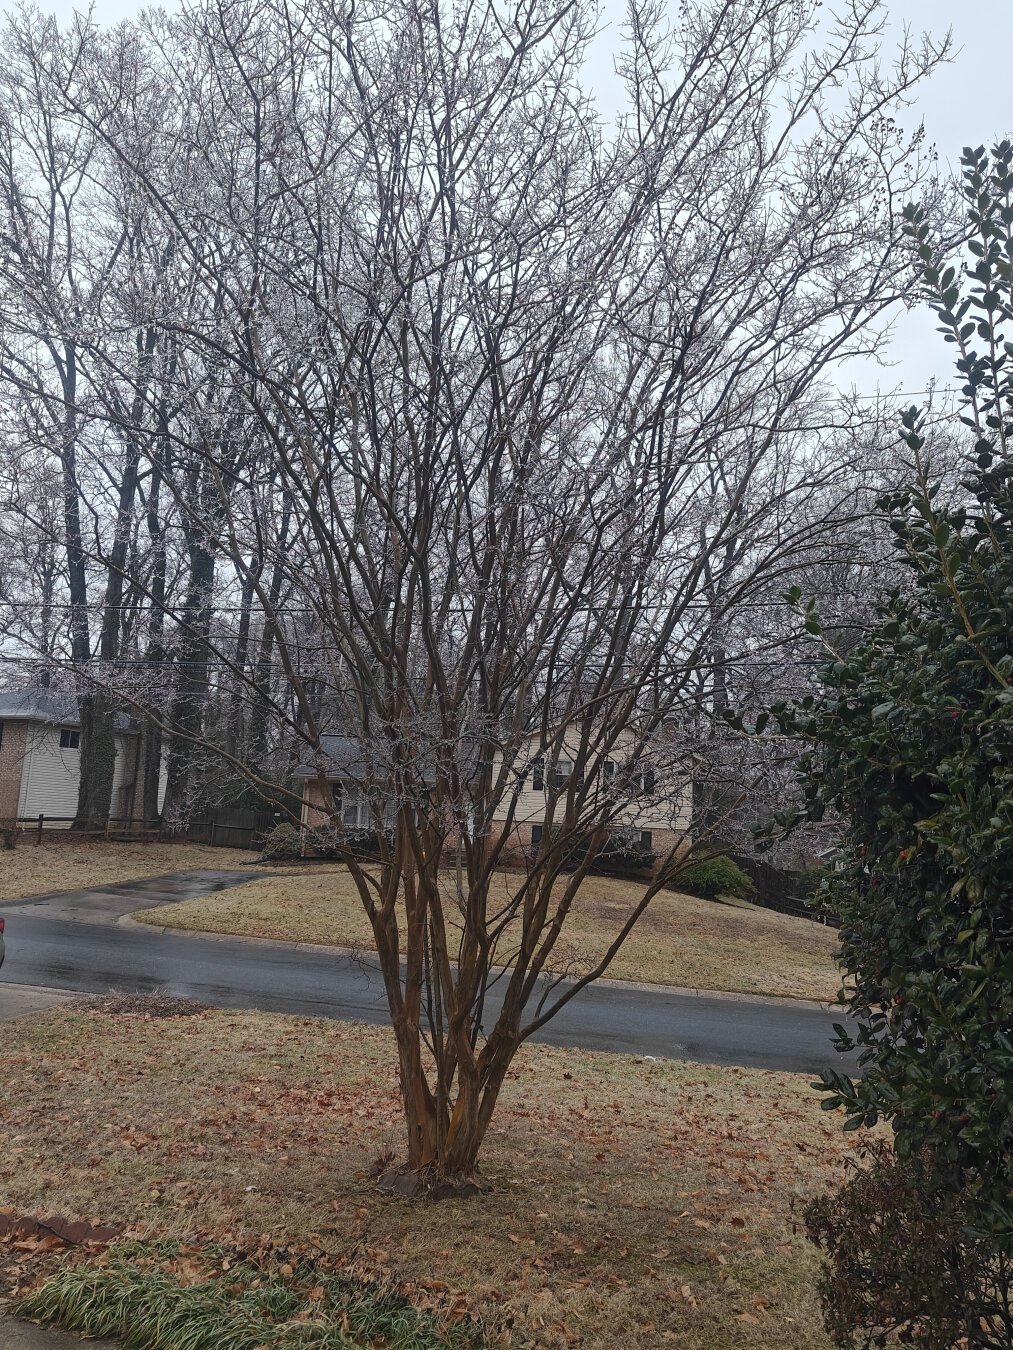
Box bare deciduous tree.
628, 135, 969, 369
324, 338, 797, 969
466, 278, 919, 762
0, 0, 949, 1185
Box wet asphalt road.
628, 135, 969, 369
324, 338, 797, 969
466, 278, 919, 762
0, 871, 857, 1075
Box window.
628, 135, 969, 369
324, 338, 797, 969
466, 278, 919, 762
610, 760, 656, 795
331, 781, 390, 833
341, 783, 371, 830
611, 828, 654, 855
530, 824, 543, 847
552, 758, 572, 791
532, 757, 544, 791
59, 728, 80, 750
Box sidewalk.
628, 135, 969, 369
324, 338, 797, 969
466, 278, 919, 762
0, 984, 79, 1022
0, 1316, 118, 1347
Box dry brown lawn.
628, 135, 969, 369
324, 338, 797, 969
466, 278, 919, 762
0, 1005, 854, 1348
0, 839, 257, 901
135, 864, 842, 1002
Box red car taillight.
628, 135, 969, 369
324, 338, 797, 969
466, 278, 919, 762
0, 919, 5, 934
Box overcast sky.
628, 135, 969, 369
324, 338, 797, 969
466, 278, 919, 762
27, 0, 1013, 404
583, 0, 1013, 404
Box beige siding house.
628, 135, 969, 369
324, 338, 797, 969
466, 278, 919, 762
489, 728, 692, 866
299, 726, 693, 874
0, 690, 148, 827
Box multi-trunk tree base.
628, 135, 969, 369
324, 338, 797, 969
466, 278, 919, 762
375, 1166, 487, 1201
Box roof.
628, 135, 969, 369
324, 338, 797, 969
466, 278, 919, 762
293, 731, 462, 782
293, 733, 374, 779
0, 689, 136, 732
296, 725, 697, 784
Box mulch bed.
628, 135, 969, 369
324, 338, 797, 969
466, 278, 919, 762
70, 992, 210, 1018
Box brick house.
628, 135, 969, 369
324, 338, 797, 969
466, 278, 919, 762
0, 690, 147, 827
297, 727, 692, 873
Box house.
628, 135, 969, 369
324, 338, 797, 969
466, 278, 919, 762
490, 727, 692, 868
296, 734, 394, 839
297, 725, 692, 874
0, 689, 148, 827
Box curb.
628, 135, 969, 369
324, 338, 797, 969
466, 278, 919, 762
118, 913, 838, 1014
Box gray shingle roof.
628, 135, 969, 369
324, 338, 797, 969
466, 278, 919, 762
294, 731, 465, 782
293, 733, 373, 779
0, 689, 136, 732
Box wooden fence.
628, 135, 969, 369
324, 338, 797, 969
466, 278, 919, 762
10, 807, 283, 850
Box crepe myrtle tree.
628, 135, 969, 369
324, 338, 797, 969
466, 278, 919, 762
763, 145, 1013, 1267
7, 0, 949, 1187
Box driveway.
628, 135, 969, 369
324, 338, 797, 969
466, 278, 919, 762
0, 870, 857, 1074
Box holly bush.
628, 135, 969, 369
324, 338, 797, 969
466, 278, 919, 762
774, 143, 1013, 1250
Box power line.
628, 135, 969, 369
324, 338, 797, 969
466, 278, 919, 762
834, 386, 963, 403
0, 591, 896, 615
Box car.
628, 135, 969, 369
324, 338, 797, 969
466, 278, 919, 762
0, 917, 4, 969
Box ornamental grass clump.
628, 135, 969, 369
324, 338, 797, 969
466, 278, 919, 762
15, 1240, 485, 1350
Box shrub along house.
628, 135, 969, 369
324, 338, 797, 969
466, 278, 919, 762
297, 725, 692, 875
0, 689, 148, 828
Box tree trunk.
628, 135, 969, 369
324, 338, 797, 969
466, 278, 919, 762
53, 341, 116, 833
384, 1055, 514, 1189
141, 717, 163, 826
224, 563, 258, 760
78, 379, 148, 831
142, 453, 168, 825
162, 537, 215, 828
74, 689, 118, 831
395, 1024, 441, 1173
247, 496, 292, 761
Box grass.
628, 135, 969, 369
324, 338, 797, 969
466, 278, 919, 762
0, 1004, 859, 1348
0, 840, 257, 901
16, 1239, 484, 1349
134, 864, 841, 1001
